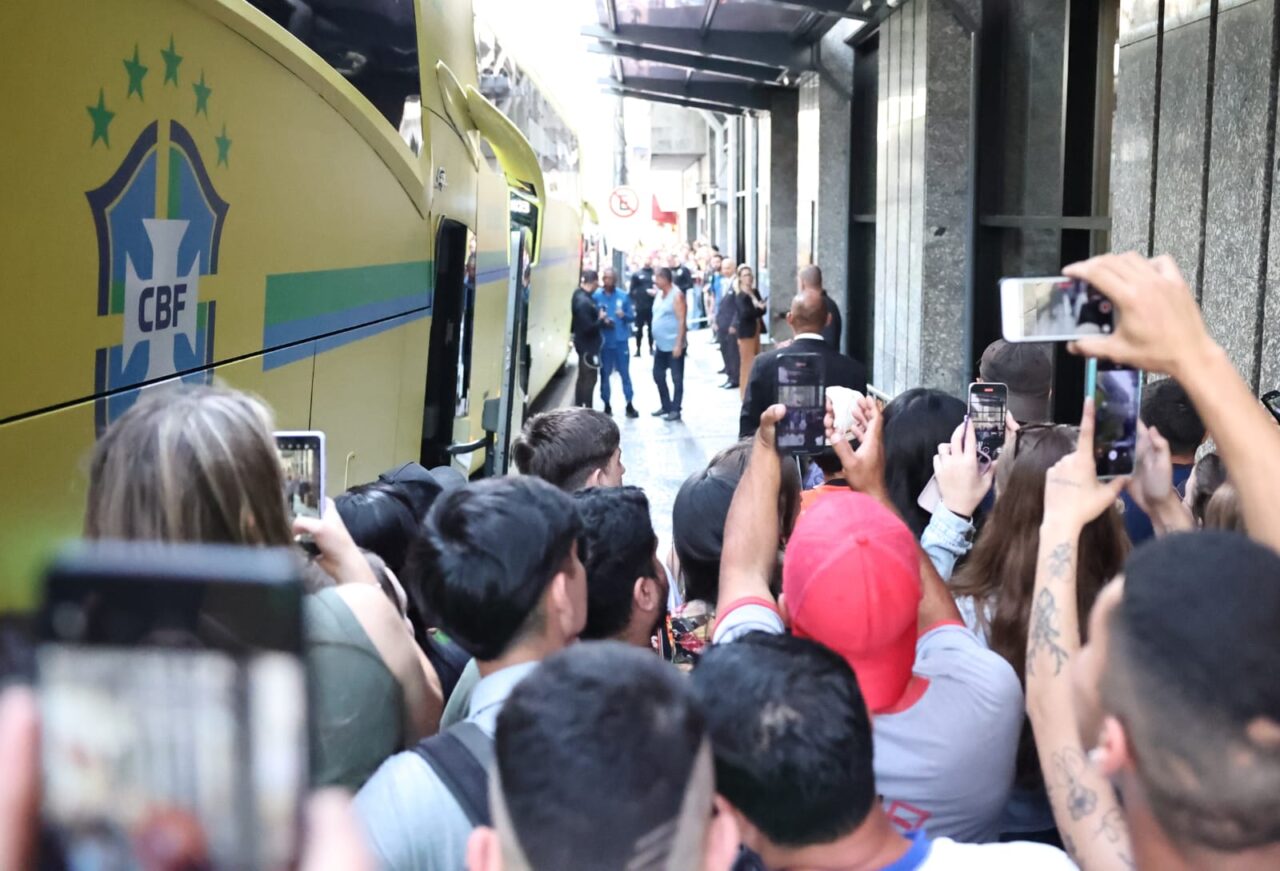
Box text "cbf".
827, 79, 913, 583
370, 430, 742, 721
138, 284, 188, 331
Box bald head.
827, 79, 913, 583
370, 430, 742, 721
720, 260, 736, 278
798, 265, 823, 292
788, 290, 829, 335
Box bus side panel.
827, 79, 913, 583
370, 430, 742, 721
310, 315, 430, 492
455, 166, 517, 474
0, 0, 430, 420
526, 199, 580, 398
0, 348, 316, 611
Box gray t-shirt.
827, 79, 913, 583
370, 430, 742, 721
713, 604, 1023, 843
354, 662, 539, 871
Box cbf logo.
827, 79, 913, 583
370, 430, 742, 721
85, 38, 230, 430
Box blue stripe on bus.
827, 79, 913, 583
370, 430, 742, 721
262, 293, 432, 348
263, 309, 428, 371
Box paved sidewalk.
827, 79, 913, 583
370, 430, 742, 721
592, 329, 744, 545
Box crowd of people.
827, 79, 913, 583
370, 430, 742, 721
2, 252, 1280, 871
572, 242, 841, 419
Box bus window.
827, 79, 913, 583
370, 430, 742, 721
245, 0, 421, 135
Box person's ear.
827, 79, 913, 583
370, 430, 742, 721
702, 795, 742, 871
634, 576, 662, 616
584, 467, 606, 489
546, 572, 580, 640
1093, 715, 1132, 779
466, 827, 503, 871
786, 311, 795, 326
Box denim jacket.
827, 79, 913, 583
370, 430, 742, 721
920, 505, 976, 582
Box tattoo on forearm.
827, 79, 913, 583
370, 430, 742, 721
1053, 748, 1098, 821
1027, 588, 1069, 676
1097, 808, 1135, 868
1046, 542, 1073, 580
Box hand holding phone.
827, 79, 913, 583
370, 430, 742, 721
919, 418, 995, 517
776, 353, 826, 454
1262, 390, 1280, 426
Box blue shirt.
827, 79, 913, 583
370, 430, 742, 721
1122, 462, 1193, 545
354, 662, 539, 871
592, 287, 635, 346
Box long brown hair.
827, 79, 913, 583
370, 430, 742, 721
85, 385, 293, 546
952, 425, 1129, 682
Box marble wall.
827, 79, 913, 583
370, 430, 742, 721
766, 89, 800, 338
1113, 0, 1279, 389
873, 0, 976, 394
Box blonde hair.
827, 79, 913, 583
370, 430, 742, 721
85, 385, 293, 547
1203, 481, 1246, 534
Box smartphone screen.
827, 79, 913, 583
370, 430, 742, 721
37, 543, 308, 870
1001, 277, 1115, 341
1263, 390, 1280, 426
968, 382, 1008, 463
776, 353, 826, 454
275, 431, 325, 520
1090, 362, 1142, 479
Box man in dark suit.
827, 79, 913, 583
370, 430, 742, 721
799, 265, 843, 351
739, 290, 868, 438
715, 260, 741, 389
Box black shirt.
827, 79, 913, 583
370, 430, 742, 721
629, 267, 655, 312
570, 287, 602, 353
821, 291, 843, 350
672, 265, 694, 291
736, 289, 765, 339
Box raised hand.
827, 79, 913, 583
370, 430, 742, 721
934, 418, 995, 517
828, 399, 888, 504
1043, 399, 1129, 533
293, 498, 379, 587
1128, 423, 1195, 534
1063, 253, 1215, 378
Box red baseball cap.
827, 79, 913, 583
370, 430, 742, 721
783, 491, 921, 713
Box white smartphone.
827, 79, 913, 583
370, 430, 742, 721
1000, 276, 1115, 342
274, 431, 325, 520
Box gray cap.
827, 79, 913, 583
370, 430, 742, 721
979, 340, 1052, 423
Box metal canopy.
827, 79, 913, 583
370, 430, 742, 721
603, 86, 746, 116
587, 42, 785, 84
588, 0, 876, 110
599, 76, 779, 112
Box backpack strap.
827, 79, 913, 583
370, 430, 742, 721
411, 721, 494, 828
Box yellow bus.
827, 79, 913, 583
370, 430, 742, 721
0, 0, 582, 610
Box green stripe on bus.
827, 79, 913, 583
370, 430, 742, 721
264, 260, 433, 326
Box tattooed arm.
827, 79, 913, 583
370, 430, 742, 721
1026, 401, 1134, 871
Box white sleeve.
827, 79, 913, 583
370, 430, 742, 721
711, 603, 785, 644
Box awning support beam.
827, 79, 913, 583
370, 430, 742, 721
587, 42, 785, 84
599, 76, 777, 112
603, 86, 745, 115
581, 23, 816, 72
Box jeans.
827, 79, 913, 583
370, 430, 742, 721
653, 349, 685, 414
599, 343, 634, 405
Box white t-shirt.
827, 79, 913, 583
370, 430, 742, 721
918, 835, 1077, 869
713, 604, 1024, 843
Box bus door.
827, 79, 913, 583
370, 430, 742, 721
420, 220, 476, 469
493, 224, 532, 474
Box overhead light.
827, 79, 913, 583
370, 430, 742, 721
886, 0, 903, 6
862, 0, 874, 9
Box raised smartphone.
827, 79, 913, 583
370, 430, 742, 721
1263, 389, 1280, 426
1086, 360, 1142, 479
36, 542, 308, 870
1000, 277, 1115, 342
968, 382, 1008, 463
776, 352, 826, 454
275, 430, 325, 519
